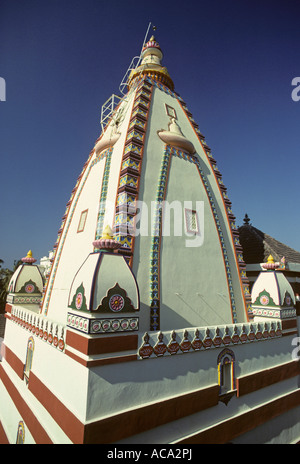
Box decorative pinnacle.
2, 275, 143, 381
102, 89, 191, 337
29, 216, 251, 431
21, 250, 37, 264
243, 214, 250, 225
92, 225, 121, 252
142, 35, 162, 52
262, 255, 279, 270
101, 225, 113, 240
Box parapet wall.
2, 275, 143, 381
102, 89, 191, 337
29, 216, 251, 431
137, 320, 283, 359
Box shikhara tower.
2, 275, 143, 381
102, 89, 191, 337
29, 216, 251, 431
41, 35, 251, 332
1, 34, 299, 445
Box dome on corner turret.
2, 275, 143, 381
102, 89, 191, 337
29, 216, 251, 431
251, 255, 296, 320
7, 251, 43, 306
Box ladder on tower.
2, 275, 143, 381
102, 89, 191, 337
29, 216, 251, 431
100, 22, 154, 132
100, 94, 122, 133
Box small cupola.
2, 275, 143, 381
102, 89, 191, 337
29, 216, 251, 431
7, 251, 43, 306
67, 227, 139, 334
251, 255, 296, 320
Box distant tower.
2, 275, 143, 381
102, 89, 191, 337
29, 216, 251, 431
40, 35, 251, 333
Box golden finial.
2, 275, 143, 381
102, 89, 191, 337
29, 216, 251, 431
22, 250, 36, 264
101, 225, 113, 240
92, 225, 121, 252
262, 254, 278, 270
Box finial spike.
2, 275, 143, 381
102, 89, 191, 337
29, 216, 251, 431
243, 214, 250, 225
262, 254, 279, 270
92, 225, 121, 252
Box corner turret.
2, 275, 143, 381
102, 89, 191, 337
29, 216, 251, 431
65, 229, 139, 362
6, 251, 43, 309
251, 255, 296, 324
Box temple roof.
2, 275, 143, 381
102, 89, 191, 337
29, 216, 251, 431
238, 215, 300, 265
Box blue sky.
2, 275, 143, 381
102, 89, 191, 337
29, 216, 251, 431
1, 0, 300, 269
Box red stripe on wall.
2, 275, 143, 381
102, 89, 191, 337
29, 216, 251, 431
28, 371, 84, 444
237, 360, 300, 397
83, 384, 220, 444
177, 389, 300, 444
0, 364, 53, 444
0, 421, 9, 444
66, 330, 138, 356
1, 343, 24, 379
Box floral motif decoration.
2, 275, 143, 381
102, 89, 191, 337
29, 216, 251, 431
75, 292, 84, 310
19, 279, 40, 295
260, 294, 269, 306
67, 312, 139, 334
95, 283, 137, 313
253, 290, 277, 309
109, 294, 125, 312
68, 283, 88, 312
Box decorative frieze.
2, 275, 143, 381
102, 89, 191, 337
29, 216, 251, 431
252, 307, 296, 319
149, 145, 172, 330
138, 322, 282, 360
67, 312, 139, 334
7, 294, 41, 305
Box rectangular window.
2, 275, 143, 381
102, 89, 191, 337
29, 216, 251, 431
185, 209, 199, 235
77, 209, 88, 233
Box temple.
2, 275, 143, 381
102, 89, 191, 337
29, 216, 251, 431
239, 214, 300, 299
1, 33, 300, 445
